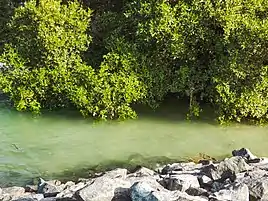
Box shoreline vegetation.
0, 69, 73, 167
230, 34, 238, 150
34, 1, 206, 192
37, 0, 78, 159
0, 0, 268, 124
1, 148, 268, 201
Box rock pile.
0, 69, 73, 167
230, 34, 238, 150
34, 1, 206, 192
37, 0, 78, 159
1, 148, 268, 201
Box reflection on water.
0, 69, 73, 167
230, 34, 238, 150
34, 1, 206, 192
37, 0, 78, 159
0, 99, 268, 186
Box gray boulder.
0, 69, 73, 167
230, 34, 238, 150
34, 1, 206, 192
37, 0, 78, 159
185, 187, 209, 197
130, 181, 170, 201
56, 182, 88, 199
244, 177, 268, 200
161, 163, 202, 175
232, 148, 258, 161
129, 167, 156, 177
76, 175, 131, 201
198, 175, 213, 188
251, 157, 268, 170
210, 182, 249, 201
171, 191, 208, 201
37, 179, 64, 197
0, 187, 25, 200
13, 193, 44, 201
25, 185, 38, 193
202, 157, 250, 181
130, 181, 207, 201
166, 174, 200, 191
102, 168, 127, 180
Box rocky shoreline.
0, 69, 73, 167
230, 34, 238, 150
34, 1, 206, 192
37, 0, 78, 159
1, 148, 268, 201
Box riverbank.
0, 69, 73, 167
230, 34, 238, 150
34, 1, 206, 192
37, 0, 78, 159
1, 148, 267, 201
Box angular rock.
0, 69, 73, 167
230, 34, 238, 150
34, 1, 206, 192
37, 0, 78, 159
0, 186, 25, 200
13, 193, 44, 201
171, 191, 208, 201
25, 185, 38, 193
185, 187, 209, 197
37, 179, 64, 197
40, 198, 76, 201
102, 168, 127, 180
76, 177, 131, 201
250, 157, 268, 170
166, 174, 200, 192
130, 181, 170, 201
211, 182, 225, 192
130, 181, 207, 201
232, 148, 257, 161
161, 163, 202, 175
198, 175, 213, 188
243, 177, 268, 200
202, 157, 250, 181
63, 181, 75, 190
210, 182, 249, 201
56, 182, 88, 199
129, 167, 156, 177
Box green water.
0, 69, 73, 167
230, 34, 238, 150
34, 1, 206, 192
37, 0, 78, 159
1, 99, 268, 186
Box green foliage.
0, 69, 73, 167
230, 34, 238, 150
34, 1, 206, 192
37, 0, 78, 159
0, 0, 146, 119
211, 0, 268, 122
0, 0, 24, 53
95, 0, 268, 122
1, 0, 268, 122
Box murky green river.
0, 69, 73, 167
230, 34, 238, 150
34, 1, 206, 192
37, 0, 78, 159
0, 98, 268, 186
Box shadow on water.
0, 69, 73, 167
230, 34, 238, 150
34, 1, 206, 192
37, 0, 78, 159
0, 154, 181, 187
0, 152, 232, 187
0, 96, 232, 187
49, 153, 232, 184
133, 97, 218, 125
0, 94, 217, 125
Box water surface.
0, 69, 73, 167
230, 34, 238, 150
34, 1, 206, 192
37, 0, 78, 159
0, 99, 268, 186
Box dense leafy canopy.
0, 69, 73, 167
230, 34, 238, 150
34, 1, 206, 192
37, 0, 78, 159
1, 0, 268, 122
